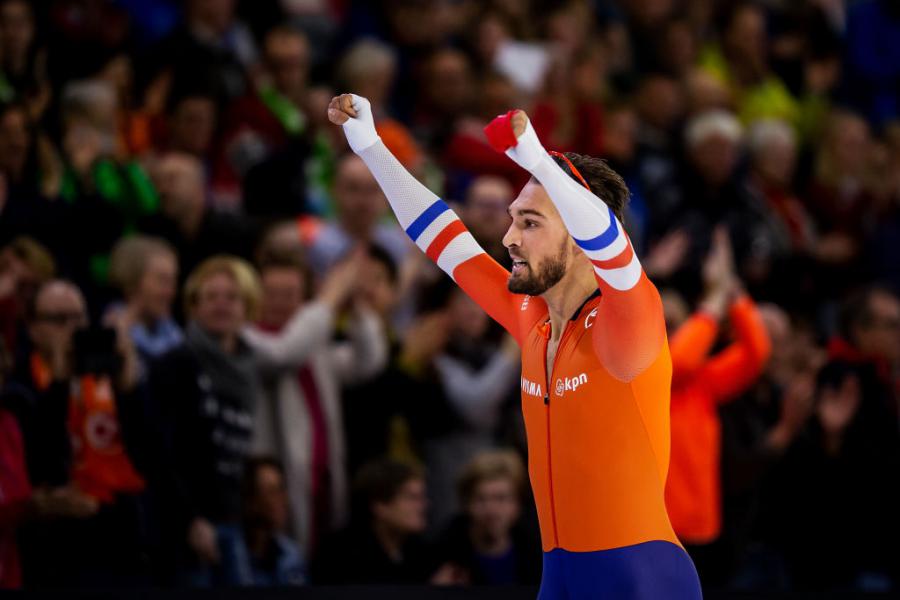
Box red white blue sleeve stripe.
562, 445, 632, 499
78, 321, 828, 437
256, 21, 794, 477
504, 121, 642, 291
358, 142, 483, 280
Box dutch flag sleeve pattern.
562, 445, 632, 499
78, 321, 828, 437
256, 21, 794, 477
484, 112, 666, 381
342, 95, 542, 343
502, 120, 642, 293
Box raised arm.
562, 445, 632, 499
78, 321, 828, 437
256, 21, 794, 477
669, 313, 719, 386
485, 111, 665, 380
701, 294, 772, 403
328, 94, 545, 343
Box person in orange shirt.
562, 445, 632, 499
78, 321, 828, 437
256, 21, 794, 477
664, 228, 771, 583
329, 93, 702, 598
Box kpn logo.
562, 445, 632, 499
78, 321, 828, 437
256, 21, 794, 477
555, 373, 588, 397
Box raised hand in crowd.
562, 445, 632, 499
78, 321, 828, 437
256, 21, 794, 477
699, 226, 738, 319
767, 370, 817, 453
317, 247, 367, 311
644, 229, 690, 280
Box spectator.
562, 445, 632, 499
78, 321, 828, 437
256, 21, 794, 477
442, 70, 529, 191
772, 361, 900, 591
699, 2, 799, 126
459, 175, 514, 267
244, 248, 388, 554
214, 24, 314, 213
531, 42, 606, 158
146, 256, 262, 583
139, 152, 256, 281
0, 0, 49, 120
92, 51, 156, 159
804, 110, 875, 275
633, 73, 686, 240
200, 457, 306, 587
0, 337, 100, 590
674, 109, 777, 293
163, 87, 219, 160
108, 235, 182, 370
745, 119, 814, 255
665, 229, 771, 585
426, 285, 521, 529
154, 0, 259, 103
0, 236, 55, 353
433, 450, 541, 585
341, 245, 425, 474
655, 17, 699, 78
0, 102, 61, 213
743, 118, 819, 302
306, 153, 411, 275
599, 102, 650, 253
718, 303, 821, 590
313, 459, 434, 584
337, 38, 423, 171
828, 286, 900, 413
412, 48, 475, 150
55, 79, 159, 299
6, 280, 147, 586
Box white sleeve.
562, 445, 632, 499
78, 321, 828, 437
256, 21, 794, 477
243, 302, 334, 370
505, 120, 642, 291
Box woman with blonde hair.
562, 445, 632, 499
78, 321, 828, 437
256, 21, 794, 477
147, 255, 264, 584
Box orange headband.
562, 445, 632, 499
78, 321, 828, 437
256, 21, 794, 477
549, 150, 590, 192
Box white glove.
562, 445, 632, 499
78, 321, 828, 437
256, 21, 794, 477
505, 119, 547, 172
342, 94, 380, 154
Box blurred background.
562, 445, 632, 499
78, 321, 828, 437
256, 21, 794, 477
0, 0, 898, 597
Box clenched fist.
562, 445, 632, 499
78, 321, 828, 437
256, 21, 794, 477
327, 93, 357, 125
327, 93, 379, 153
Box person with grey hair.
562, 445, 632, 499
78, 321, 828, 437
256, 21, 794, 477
663, 109, 779, 295
337, 39, 397, 118
55, 78, 160, 299
744, 119, 816, 255
108, 235, 183, 370
685, 109, 743, 190
332, 38, 422, 172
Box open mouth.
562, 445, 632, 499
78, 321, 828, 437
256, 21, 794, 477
511, 259, 528, 274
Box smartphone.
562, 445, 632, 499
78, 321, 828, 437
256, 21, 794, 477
72, 327, 121, 376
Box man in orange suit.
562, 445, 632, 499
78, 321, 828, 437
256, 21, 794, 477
328, 93, 702, 598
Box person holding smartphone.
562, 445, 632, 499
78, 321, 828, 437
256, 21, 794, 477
5, 279, 148, 587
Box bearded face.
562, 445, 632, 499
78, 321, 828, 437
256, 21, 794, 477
507, 235, 569, 296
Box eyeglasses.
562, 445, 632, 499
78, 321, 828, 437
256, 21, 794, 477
34, 311, 87, 326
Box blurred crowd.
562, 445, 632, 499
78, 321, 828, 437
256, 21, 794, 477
0, 0, 898, 594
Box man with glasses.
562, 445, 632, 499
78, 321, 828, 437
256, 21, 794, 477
6, 280, 148, 586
